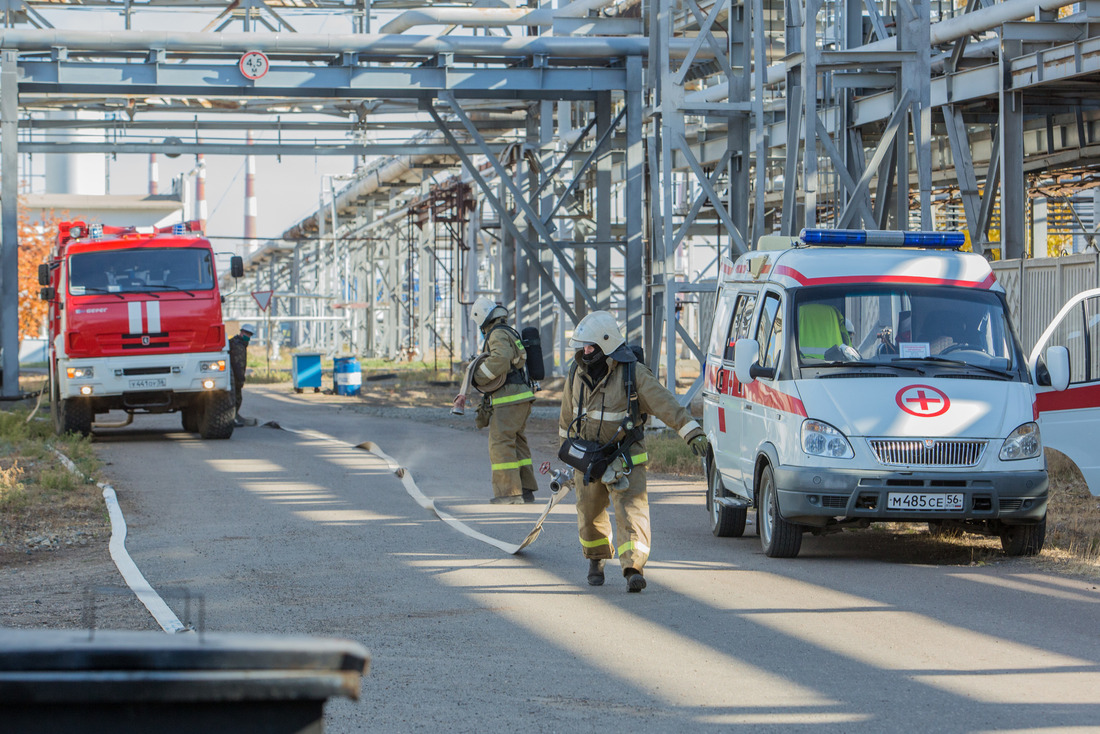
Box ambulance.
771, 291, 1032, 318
702, 228, 1089, 558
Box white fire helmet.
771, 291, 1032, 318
470, 296, 506, 329
568, 310, 624, 354
240, 323, 256, 336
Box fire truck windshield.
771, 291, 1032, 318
68, 247, 215, 295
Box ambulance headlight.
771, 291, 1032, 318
1000, 422, 1042, 461
801, 419, 854, 459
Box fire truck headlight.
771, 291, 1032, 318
67, 367, 94, 379
202, 379, 216, 390
79, 386, 93, 396
199, 360, 226, 372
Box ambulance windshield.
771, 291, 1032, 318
68, 247, 215, 295
794, 285, 1019, 375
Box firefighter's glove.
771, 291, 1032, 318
689, 435, 710, 458
600, 456, 630, 491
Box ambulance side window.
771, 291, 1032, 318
723, 293, 758, 361
709, 290, 737, 357
755, 293, 783, 371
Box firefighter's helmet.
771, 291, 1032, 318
470, 296, 506, 329
240, 323, 256, 336
568, 311, 624, 354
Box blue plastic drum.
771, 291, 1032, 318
333, 356, 362, 396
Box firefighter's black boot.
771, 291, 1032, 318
624, 568, 646, 592
587, 559, 605, 586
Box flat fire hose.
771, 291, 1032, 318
265, 422, 571, 554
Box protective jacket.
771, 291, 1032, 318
559, 352, 703, 464
473, 321, 534, 406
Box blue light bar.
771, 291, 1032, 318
799, 228, 966, 249
172, 222, 186, 235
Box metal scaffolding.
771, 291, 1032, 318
6, 0, 1100, 398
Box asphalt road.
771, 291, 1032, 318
90, 385, 1100, 733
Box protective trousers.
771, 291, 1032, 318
488, 400, 536, 499
575, 464, 650, 572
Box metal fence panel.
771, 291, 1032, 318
993, 254, 1100, 355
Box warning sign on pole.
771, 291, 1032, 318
252, 290, 274, 312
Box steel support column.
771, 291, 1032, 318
1, 49, 17, 396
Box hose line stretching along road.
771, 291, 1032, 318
264, 421, 572, 554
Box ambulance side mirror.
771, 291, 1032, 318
1043, 346, 1070, 392
230, 256, 244, 279
734, 338, 761, 385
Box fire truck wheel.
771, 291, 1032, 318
198, 390, 236, 439
707, 458, 746, 538
758, 464, 803, 558
58, 397, 93, 437
50, 372, 61, 434
181, 405, 201, 433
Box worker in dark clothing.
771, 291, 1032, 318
229, 323, 254, 427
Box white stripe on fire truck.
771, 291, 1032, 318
146, 301, 161, 333
127, 302, 142, 334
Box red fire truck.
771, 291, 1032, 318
38, 220, 244, 438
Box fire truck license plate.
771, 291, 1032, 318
887, 492, 964, 511
128, 378, 166, 390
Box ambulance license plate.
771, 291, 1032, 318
887, 492, 964, 511
128, 378, 166, 390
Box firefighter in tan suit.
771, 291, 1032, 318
454, 297, 538, 504
560, 311, 709, 592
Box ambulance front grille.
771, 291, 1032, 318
869, 439, 987, 467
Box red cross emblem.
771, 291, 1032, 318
895, 384, 950, 417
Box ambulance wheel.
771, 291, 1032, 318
180, 404, 201, 433
1000, 516, 1046, 557
707, 460, 746, 538
758, 464, 803, 558
198, 390, 235, 440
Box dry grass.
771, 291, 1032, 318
0, 407, 105, 560
1041, 449, 1100, 576
645, 429, 706, 476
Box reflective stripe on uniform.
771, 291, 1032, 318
491, 458, 533, 471
583, 409, 629, 422
630, 452, 648, 464
493, 390, 534, 405
617, 539, 650, 556
678, 419, 702, 438
580, 536, 612, 549
478, 363, 497, 380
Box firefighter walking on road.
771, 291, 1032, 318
559, 311, 709, 592
453, 297, 538, 504
229, 323, 254, 427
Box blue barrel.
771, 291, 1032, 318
333, 356, 362, 396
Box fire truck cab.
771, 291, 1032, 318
39, 220, 244, 439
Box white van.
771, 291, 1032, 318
702, 228, 1087, 558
